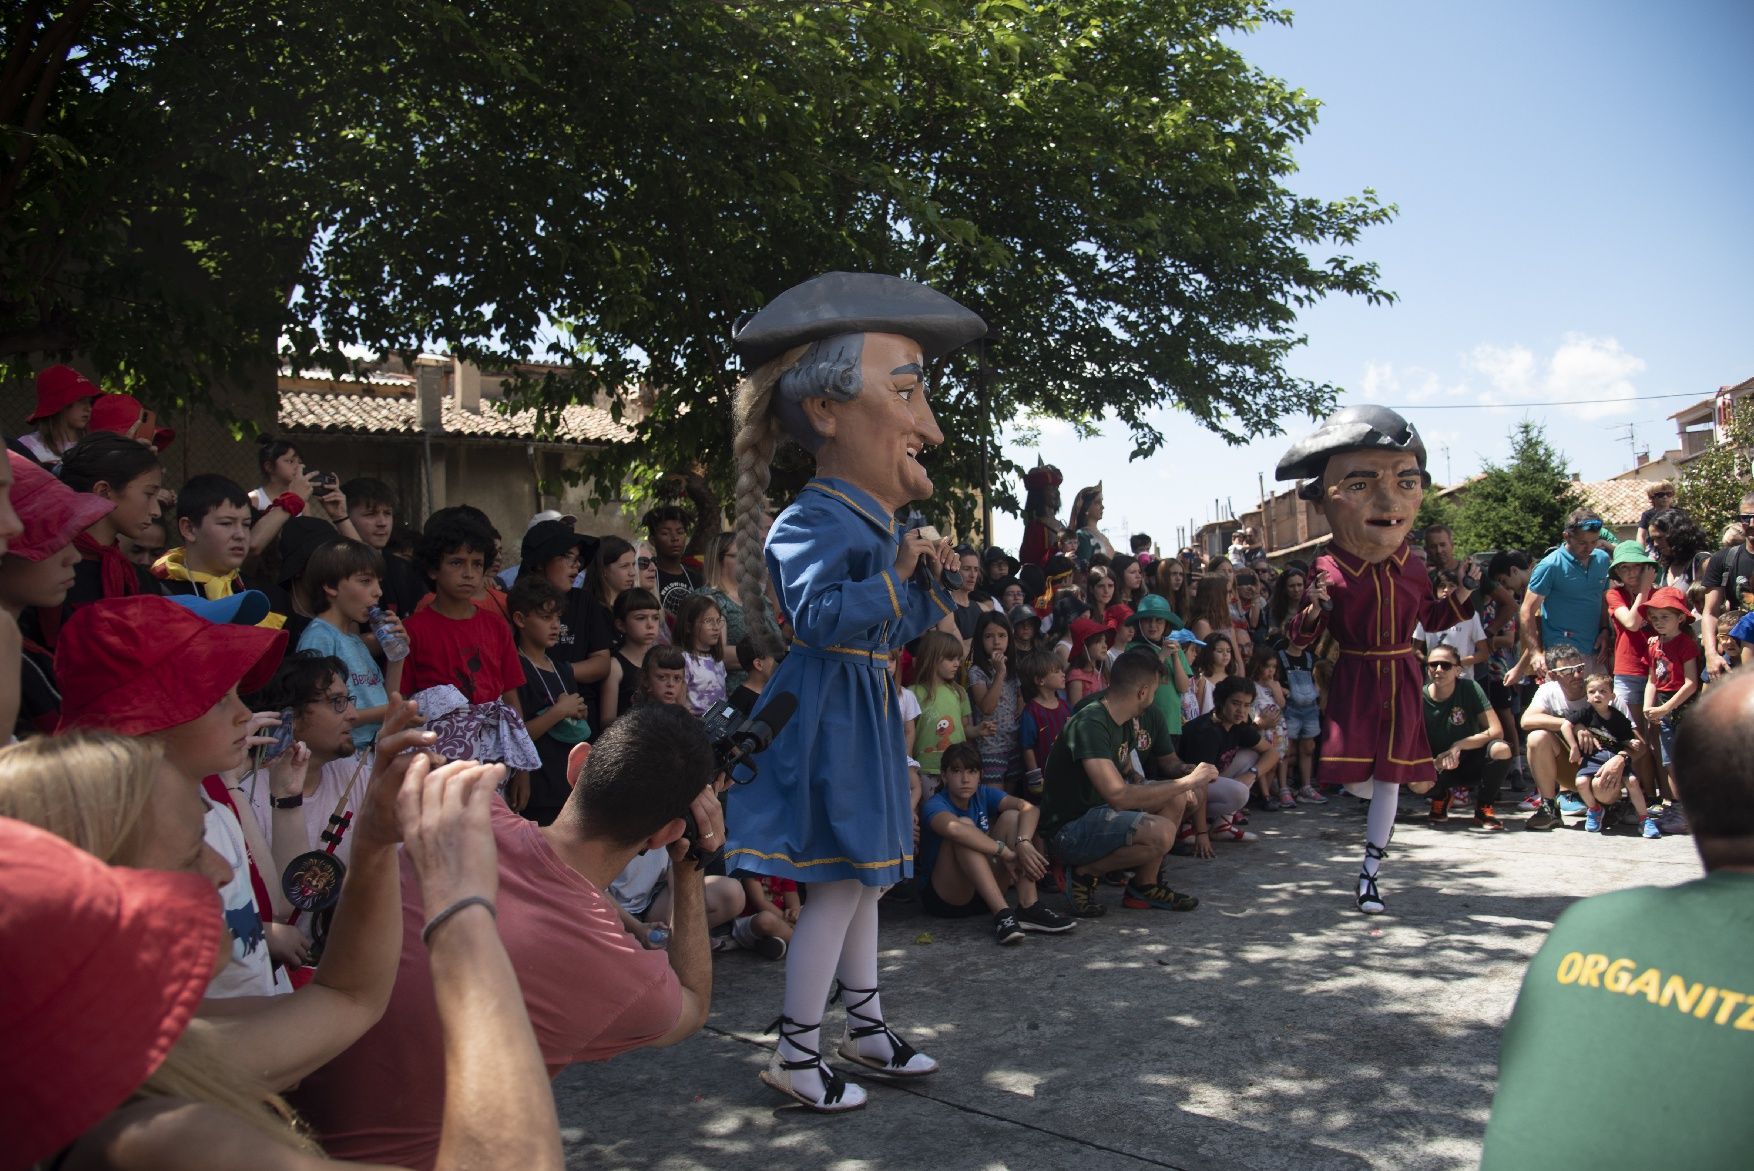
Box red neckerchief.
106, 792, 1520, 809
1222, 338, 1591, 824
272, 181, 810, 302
201, 775, 274, 924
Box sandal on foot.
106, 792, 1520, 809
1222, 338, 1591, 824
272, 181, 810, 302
832, 984, 938, 1078
1356, 842, 1388, 915
760, 1016, 866, 1112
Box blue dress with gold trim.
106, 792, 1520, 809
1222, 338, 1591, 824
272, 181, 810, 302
724, 477, 954, 886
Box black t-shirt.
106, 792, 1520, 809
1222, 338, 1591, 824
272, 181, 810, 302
379, 554, 428, 618
953, 601, 982, 641
656, 564, 700, 615
1178, 710, 1263, 771
64, 557, 163, 610
553, 590, 616, 723
1702, 545, 1754, 611
16, 640, 59, 737
515, 654, 582, 822
1570, 704, 1636, 754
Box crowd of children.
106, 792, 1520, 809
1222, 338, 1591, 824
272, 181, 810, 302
2, 364, 1749, 1161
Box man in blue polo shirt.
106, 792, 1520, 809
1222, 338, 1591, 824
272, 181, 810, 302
1520, 508, 1611, 674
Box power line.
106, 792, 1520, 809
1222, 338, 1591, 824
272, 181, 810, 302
1384, 391, 1702, 411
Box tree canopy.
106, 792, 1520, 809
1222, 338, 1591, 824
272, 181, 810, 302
4, 0, 1396, 533
1677, 398, 1754, 539
1452, 420, 1583, 557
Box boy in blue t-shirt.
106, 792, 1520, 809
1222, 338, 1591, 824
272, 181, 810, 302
296, 538, 403, 751
919, 742, 1075, 945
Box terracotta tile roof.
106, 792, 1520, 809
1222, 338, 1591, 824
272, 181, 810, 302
1574, 479, 1650, 527
279, 390, 632, 445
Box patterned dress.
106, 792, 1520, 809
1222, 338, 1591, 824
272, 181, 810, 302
1287, 542, 1473, 786
724, 477, 955, 886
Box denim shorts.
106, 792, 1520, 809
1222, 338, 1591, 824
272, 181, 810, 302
1282, 702, 1322, 741
1613, 673, 1646, 712
1049, 806, 1147, 867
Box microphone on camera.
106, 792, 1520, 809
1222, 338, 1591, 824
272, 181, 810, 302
726, 691, 797, 766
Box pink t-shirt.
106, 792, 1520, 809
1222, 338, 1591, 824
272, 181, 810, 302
293, 799, 682, 1169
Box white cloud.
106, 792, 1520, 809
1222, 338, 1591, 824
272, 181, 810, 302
1466, 334, 1643, 418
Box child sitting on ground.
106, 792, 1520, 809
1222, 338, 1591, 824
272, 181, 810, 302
918, 742, 1075, 945
1563, 672, 1657, 838
732, 873, 799, 960
725, 629, 784, 718
1017, 648, 1070, 800
909, 629, 989, 798
509, 577, 592, 826
296, 537, 403, 751
637, 645, 688, 708
600, 587, 664, 727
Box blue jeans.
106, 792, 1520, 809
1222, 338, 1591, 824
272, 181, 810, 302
1050, 806, 1147, 868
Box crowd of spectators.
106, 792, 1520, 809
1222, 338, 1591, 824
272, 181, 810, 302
1, 365, 1747, 1166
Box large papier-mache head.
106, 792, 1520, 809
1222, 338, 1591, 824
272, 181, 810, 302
1276, 405, 1430, 564
732, 271, 986, 452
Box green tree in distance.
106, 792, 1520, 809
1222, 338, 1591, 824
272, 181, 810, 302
1454, 420, 1583, 557
1676, 398, 1754, 538
3, 0, 1397, 536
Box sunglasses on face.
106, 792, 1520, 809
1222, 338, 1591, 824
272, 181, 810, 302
1426, 660, 1457, 671
1549, 665, 1585, 677
637, 556, 655, 569
1739, 513, 1754, 525
1567, 520, 1604, 534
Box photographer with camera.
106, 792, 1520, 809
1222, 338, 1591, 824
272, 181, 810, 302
293, 703, 720, 1169
247, 436, 359, 557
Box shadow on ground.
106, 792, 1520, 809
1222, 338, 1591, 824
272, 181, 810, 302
555, 796, 1702, 1171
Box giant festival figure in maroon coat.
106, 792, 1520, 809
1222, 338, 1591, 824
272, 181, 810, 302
1277, 406, 1471, 914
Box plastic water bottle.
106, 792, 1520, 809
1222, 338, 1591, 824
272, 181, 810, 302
645, 927, 669, 949
369, 606, 410, 663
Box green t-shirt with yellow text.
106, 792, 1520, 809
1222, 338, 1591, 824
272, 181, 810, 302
1482, 870, 1754, 1171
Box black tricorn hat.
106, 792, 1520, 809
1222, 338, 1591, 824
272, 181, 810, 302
731, 272, 987, 368
1275, 405, 1428, 484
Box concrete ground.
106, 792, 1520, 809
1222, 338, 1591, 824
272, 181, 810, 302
555, 793, 1704, 1171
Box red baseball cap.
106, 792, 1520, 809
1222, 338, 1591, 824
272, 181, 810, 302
5, 451, 113, 561
56, 595, 287, 735
0, 816, 222, 1169
88, 393, 177, 452
27, 365, 100, 422
1637, 585, 1696, 624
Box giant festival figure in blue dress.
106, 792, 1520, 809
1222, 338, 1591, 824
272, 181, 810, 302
724, 272, 985, 1112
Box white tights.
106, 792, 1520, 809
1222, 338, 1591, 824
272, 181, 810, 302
1360, 778, 1397, 891
777, 880, 892, 1099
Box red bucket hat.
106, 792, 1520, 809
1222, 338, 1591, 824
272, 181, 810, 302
1636, 584, 1696, 624
5, 451, 113, 561
88, 393, 177, 452
27, 364, 100, 423
1069, 616, 1115, 658
0, 816, 222, 1168
55, 595, 287, 735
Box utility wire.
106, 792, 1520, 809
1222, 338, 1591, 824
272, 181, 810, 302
1385, 391, 1703, 411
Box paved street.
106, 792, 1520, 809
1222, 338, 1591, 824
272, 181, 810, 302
555, 795, 1704, 1171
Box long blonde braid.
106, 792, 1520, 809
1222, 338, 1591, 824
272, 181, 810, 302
732, 354, 791, 628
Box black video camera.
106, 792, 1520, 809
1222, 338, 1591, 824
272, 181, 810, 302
682, 691, 799, 868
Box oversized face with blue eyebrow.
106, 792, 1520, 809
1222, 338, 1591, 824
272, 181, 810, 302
1314, 447, 1427, 563
805, 332, 946, 514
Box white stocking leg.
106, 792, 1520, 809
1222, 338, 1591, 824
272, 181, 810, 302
1358, 779, 1398, 912
774, 880, 865, 1106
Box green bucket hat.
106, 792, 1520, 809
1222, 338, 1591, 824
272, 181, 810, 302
1133, 593, 1175, 620
1608, 541, 1657, 573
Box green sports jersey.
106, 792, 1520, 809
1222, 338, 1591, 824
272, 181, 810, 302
1422, 678, 1489, 756
1482, 870, 1754, 1171
1039, 699, 1133, 837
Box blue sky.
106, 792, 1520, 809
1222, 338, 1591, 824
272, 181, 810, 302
986, 0, 1753, 553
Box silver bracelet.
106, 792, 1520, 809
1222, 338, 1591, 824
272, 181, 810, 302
421, 896, 496, 946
